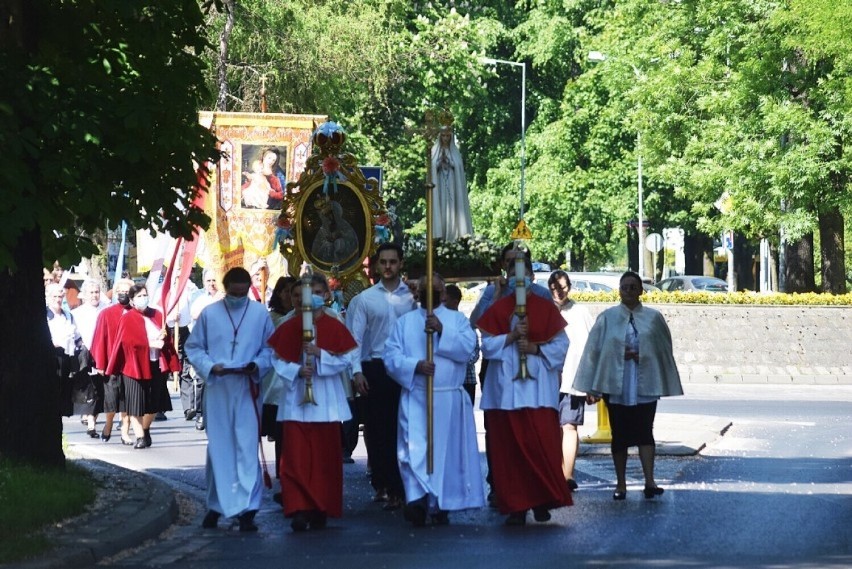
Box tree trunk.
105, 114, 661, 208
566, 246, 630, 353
818, 206, 846, 294
215, 0, 236, 112
782, 234, 816, 293
0, 228, 65, 467
683, 232, 712, 276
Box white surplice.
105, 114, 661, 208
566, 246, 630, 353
185, 298, 275, 518
384, 305, 485, 512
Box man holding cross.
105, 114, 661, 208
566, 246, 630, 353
185, 267, 276, 532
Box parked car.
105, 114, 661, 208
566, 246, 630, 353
656, 275, 729, 293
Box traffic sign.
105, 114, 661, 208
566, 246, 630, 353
645, 232, 663, 252
510, 219, 532, 240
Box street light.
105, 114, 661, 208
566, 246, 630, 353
588, 50, 646, 280
480, 56, 526, 221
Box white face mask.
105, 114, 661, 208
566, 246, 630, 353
133, 297, 149, 310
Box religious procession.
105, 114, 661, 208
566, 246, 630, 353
45, 113, 682, 535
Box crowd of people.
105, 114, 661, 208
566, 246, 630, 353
49, 245, 682, 533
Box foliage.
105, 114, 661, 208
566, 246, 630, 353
404, 233, 501, 276
572, 290, 852, 306
0, 458, 94, 563
0, 0, 220, 268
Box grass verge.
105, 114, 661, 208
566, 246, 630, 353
0, 457, 95, 564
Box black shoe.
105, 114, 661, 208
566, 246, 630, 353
195, 415, 205, 431
143, 429, 152, 447
431, 511, 449, 526
532, 507, 551, 522
505, 511, 526, 526
567, 478, 578, 492
101, 433, 111, 443
290, 512, 309, 532
643, 486, 665, 499
121, 436, 134, 446
133, 439, 147, 449
613, 491, 627, 501
308, 511, 327, 530
185, 409, 197, 421
383, 495, 403, 511
487, 490, 497, 508
154, 412, 168, 421
202, 510, 221, 529
238, 511, 258, 532
87, 429, 100, 439
402, 499, 427, 527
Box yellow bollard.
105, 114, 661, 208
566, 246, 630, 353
582, 399, 612, 444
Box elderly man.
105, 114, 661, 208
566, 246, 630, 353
72, 280, 105, 438
384, 273, 484, 526
186, 267, 275, 532
186, 268, 222, 430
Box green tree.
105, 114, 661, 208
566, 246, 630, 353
0, 0, 219, 466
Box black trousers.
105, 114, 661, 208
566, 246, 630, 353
362, 359, 403, 498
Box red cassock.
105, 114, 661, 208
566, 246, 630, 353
267, 311, 357, 519
105, 308, 179, 380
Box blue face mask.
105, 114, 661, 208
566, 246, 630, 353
224, 294, 249, 308
310, 294, 325, 310
507, 276, 532, 290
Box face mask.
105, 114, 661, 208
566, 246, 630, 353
117, 293, 130, 306
132, 297, 149, 310
507, 276, 532, 290
310, 294, 326, 310
224, 294, 248, 308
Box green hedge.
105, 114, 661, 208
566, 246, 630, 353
571, 290, 852, 306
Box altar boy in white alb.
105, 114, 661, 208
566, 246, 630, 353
384, 273, 485, 526
185, 267, 275, 532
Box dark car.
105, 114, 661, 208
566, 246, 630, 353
656, 276, 729, 293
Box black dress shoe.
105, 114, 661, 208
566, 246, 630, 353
121, 436, 134, 446
613, 491, 627, 501
505, 511, 526, 526
195, 415, 205, 431
238, 511, 258, 532
308, 511, 327, 530
567, 478, 579, 492
185, 409, 197, 421
101, 434, 111, 443
431, 511, 449, 526
143, 429, 152, 447
87, 429, 100, 439
154, 412, 168, 421
290, 512, 309, 532
532, 507, 551, 522
643, 486, 665, 499
133, 439, 147, 449
402, 498, 427, 527
201, 510, 220, 529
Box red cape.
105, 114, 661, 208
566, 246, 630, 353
476, 293, 566, 344
90, 303, 130, 370
105, 308, 179, 379
268, 312, 357, 363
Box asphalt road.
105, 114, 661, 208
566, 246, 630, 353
63, 384, 852, 568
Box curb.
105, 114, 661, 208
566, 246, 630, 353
14, 458, 176, 569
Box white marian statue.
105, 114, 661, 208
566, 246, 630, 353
431, 125, 473, 241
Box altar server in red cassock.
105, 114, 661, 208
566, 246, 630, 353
476, 261, 573, 526
268, 272, 357, 532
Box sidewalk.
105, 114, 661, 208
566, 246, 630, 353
14, 411, 730, 568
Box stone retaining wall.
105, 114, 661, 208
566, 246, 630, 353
584, 303, 852, 384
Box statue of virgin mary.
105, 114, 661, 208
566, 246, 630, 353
430, 125, 473, 241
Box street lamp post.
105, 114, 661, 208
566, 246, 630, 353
480, 57, 526, 221
588, 51, 645, 279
